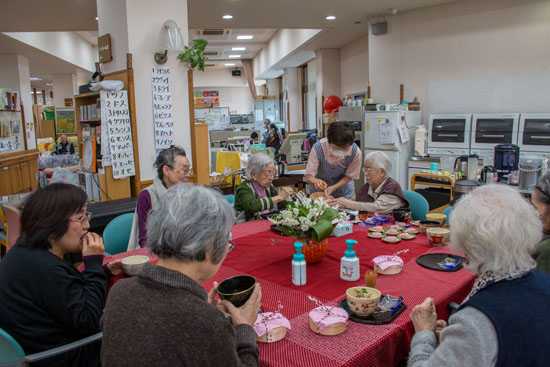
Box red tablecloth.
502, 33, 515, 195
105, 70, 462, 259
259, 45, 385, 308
91, 220, 474, 367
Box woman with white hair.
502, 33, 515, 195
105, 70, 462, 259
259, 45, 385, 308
408, 184, 550, 367
101, 184, 262, 366
234, 153, 293, 222
329, 151, 408, 214
531, 173, 550, 273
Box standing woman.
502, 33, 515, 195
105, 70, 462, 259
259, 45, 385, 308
128, 146, 191, 250
264, 124, 283, 152
305, 122, 362, 199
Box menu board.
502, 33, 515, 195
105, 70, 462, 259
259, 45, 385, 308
152, 67, 174, 153
101, 90, 136, 179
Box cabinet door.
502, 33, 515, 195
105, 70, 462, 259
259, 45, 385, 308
0, 166, 12, 195
9, 164, 23, 194
20, 161, 32, 192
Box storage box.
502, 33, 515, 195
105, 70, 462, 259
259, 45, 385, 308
333, 222, 353, 237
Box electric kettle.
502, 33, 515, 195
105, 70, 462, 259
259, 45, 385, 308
480, 166, 497, 184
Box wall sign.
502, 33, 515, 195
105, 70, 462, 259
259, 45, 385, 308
98, 34, 113, 63
152, 67, 174, 154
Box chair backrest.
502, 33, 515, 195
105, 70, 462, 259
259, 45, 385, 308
224, 194, 235, 205
3, 205, 21, 248
0, 327, 25, 365
442, 205, 453, 224
103, 213, 134, 255
403, 190, 429, 221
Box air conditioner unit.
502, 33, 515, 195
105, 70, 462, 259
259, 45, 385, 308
203, 51, 222, 56
196, 29, 232, 36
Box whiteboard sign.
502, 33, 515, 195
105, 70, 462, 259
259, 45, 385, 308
101, 90, 136, 179
152, 67, 174, 153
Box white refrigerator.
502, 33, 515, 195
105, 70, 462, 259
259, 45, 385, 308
361, 111, 422, 190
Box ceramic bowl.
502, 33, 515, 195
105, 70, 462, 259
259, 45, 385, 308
217, 275, 256, 307
121, 255, 150, 276
310, 192, 325, 201
346, 286, 381, 317
426, 227, 450, 246
426, 213, 447, 226
358, 211, 369, 221
392, 208, 412, 222
418, 220, 441, 233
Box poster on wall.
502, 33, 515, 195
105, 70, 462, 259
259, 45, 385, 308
0, 138, 12, 152
101, 90, 136, 179
152, 67, 174, 154
55, 108, 76, 134
194, 90, 220, 107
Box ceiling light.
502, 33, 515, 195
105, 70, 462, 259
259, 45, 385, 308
228, 54, 241, 58
225, 63, 236, 66
29, 77, 41, 81
95, 16, 99, 21
232, 47, 246, 51
236, 35, 253, 40
326, 15, 336, 20
46, 83, 53, 86
222, 14, 233, 19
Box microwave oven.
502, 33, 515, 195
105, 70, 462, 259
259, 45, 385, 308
518, 113, 550, 153
470, 113, 519, 150
428, 114, 472, 150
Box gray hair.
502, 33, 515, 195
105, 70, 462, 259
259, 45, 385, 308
246, 153, 274, 179
154, 146, 186, 180
147, 183, 234, 264
365, 151, 392, 178
449, 184, 541, 275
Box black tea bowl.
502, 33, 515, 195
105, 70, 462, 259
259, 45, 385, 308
217, 275, 256, 307
393, 208, 412, 222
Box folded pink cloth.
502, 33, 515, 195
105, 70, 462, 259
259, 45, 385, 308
308, 306, 348, 331
372, 255, 404, 271
253, 312, 291, 337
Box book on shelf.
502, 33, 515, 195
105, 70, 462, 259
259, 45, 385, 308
79, 100, 101, 121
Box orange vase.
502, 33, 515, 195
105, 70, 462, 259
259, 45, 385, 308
298, 238, 329, 264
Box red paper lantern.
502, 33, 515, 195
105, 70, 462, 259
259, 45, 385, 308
323, 95, 343, 114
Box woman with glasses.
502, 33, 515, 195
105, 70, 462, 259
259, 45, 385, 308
234, 153, 293, 223
328, 151, 408, 214
101, 184, 261, 366
0, 183, 122, 367
531, 173, 550, 273
128, 146, 191, 250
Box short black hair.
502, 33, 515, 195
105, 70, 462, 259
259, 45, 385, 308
327, 122, 355, 148
536, 173, 550, 205
154, 146, 187, 180
250, 132, 259, 139
16, 183, 87, 250
270, 123, 278, 131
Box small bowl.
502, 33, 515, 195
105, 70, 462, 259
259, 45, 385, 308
426, 213, 447, 226
217, 275, 256, 307
392, 208, 411, 222
346, 286, 382, 317
358, 211, 369, 221
418, 220, 441, 233
310, 192, 325, 201
426, 227, 450, 246
121, 255, 149, 276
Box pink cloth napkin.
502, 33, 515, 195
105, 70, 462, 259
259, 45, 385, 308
309, 306, 349, 331
253, 312, 291, 337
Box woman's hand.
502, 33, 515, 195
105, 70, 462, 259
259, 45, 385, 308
435, 319, 447, 343
410, 297, 438, 333
81, 232, 105, 256
221, 283, 262, 326
334, 197, 355, 210
313, 179, 328, 191
106, 259, 123, 276
273, 187, 294, 203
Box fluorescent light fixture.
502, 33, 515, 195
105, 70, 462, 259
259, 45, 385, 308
46, 83, 53, 86
225, 63, 236, 66
236, 35, 253, 40
95, 16, 99, 21
232, 47, 246, 51
228, 54, 241, 58
326, 15, 336, 20
223, 14, 233, 19
29, 77, 41, 81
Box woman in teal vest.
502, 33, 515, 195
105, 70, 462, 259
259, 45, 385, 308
408, 184, 550, 367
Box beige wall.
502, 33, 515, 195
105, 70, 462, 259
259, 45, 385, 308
368, 0, 550, 121
339, 34, 369, 96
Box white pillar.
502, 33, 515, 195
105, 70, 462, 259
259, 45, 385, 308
283, 67, 302, 132
52, 73, 76, 108
97, 0, 191, 181
315, 49, 340, 132
0, 54, 36, 149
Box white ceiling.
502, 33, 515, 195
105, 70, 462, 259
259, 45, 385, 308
0, 0, 461, 86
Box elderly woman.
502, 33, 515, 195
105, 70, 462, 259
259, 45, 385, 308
0, 183, 122, 367
531, 173, 550, 273
408, 184, 550, 367
234, 153, 293, 222
101, 184, 262, 366
329, 151, 408, 214
128, 145, 190, 250
305, 122, 362, 199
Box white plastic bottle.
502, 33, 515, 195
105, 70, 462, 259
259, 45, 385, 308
340, 239, 360, 281
292, 242, 306, 286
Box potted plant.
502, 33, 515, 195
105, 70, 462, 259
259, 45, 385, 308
177, 39, 209, 71
269, 198, 348, 263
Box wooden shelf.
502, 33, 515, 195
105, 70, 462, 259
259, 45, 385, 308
79, 119, 101, 123
74, 92, 99, 99
0, 109, 21, 113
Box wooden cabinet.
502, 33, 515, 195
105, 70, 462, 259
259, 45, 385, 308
0, 150, 39, 195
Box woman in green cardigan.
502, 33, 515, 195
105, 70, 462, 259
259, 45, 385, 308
234, 154, 293, 223
531, 173, 550, 273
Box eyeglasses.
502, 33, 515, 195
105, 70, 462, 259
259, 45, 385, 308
536, 185, 550, 200
228, 240, 236, 253
170, 165, 192, 175
261, 170, 275, 178
69, 211, 91, 224
364, 166, 378, 173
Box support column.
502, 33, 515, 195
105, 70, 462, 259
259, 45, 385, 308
0, 54, 36, 149
52, 73, 76, 108
315, 49, 340, 133
283, 67, 301, 132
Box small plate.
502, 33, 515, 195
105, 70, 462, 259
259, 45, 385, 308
383, 229, 402, 236
403, 227, 420, 234
369, 226, 386, 232
382, 236, 401, 244
410, 220, 421, 226
399, 233, 416, 240
339, 298, 407, 325
368, 232, 384, 239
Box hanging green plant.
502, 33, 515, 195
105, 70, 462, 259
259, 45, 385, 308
177, 39, 209, 71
